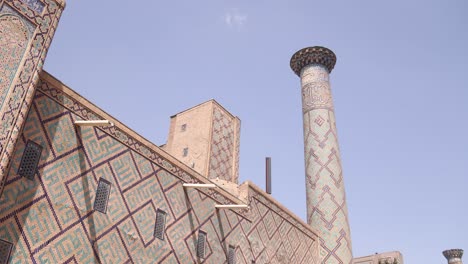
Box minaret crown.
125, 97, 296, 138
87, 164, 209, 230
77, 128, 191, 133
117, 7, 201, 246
443, 249, 464, 260
290, 46, 336, 76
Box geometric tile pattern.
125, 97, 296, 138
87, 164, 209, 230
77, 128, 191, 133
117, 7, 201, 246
18, 0, 45, 14
0, 74, 321, 263
0, 0, 65, 199
247, 187, 320, 264
18, 140, 42, 180
208, 105, 236, 182
0, 13, 30, 112
299, 64, 353, 264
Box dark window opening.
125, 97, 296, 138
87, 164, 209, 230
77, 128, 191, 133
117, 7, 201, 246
228, 245, 236, 264
154, 209, 167, 240
197, 230, 207, 259
0, 239, 13, 264
18, 140, 43, 180
94, 178, 111, 213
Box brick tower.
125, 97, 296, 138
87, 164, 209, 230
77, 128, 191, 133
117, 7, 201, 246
164, 100, 241, 185
290, 46, 353, 263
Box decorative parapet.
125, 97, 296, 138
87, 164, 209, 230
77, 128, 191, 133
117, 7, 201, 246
378, 258, 400, 264
290, 46, 337, 75
353, 251, 404, 264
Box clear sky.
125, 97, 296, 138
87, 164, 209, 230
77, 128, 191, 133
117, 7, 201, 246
44, 0, 467, 263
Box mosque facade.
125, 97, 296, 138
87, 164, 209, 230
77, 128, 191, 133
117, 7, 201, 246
2, 0, 460, 263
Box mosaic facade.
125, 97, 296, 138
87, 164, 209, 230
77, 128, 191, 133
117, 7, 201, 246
0, 72, 320, 263
291, 47, 353, 264
0, 0, 65, 198
0, 10, 30, 111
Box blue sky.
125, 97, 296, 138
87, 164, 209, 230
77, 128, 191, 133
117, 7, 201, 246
44, 0, 467, 262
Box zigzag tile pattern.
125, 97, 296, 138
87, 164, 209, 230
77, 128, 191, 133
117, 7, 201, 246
0, 76, 319, 263
246, 191, 320, 264
301, 64, 352, 264
208, 105, 235, 182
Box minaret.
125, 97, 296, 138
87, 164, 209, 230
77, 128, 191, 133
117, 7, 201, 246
290, 46, 352, 264
443, 249, 464, 264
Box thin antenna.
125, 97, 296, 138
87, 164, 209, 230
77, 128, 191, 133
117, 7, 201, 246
266, 157, 271, 194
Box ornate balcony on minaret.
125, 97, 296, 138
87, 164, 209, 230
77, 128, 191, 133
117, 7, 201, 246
443, 249, 464, 264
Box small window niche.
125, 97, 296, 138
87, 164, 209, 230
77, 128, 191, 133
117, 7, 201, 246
94, 178, 111, 214
154, 209, 167, 240
183, 147, 189, 157
18, 140, 43, 180
228, 245, 236, 264
196, 230, 207, 259
0, 239, 13, 264
181, 124, 187, 132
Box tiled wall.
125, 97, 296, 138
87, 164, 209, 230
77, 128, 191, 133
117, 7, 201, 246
0, 72, 319, 263
208, 104, 240, 183
0, 0, 64, 198
300, 64, 352, 263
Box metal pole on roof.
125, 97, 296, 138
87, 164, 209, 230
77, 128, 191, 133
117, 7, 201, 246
266, 157, 271, 194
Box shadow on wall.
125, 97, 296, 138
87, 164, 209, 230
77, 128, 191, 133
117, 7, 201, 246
76, 128, 101, 262
183, 190, 199, 261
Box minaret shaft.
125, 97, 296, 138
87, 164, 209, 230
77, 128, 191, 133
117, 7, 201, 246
291, 46, 352, 264
301, 64, 352, 263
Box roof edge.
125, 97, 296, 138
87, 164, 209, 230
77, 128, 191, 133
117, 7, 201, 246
39, 70, 246, 206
